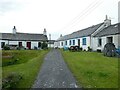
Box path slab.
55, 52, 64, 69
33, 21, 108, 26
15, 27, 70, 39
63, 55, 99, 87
32, 49, 79, 88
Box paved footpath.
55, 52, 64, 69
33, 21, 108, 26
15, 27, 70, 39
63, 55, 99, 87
32, 49, 80, 88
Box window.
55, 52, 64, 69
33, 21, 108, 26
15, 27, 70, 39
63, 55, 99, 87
82, 38, 86, 45
73, 40, 75, 45
65, 41, 67, 45
98, 38, 102, 47
61, 42, 63, 46
69, 40, 71, 45
1, 42, 5, 48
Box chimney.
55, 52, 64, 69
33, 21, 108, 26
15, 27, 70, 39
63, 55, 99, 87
105, 15, 108, 20
60, 34, 62, 37
104, 15, 111, 27
43, 28, 47, 35
13, 26, 16, 34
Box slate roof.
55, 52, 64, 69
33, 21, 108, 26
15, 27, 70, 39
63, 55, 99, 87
57, 23, 103, 41
0, 32, 48, 41
48, 40, 55, 44
95, 23, 120, 37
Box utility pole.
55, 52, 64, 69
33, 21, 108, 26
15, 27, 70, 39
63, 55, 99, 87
49, 34, 51, 48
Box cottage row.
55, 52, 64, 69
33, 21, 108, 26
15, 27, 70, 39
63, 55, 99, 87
54, 16, 120, 51
0, 27, 55, 50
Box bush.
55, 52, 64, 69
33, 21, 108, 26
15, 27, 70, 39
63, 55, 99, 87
97, 49, 101, 53
41, 41, 48, 49
7, 59, 19, 66
88, 46, 92, 52
16, 46, 25, 50
34, 46, 38, 50
2, 72, 22, 89
80, 47, 83, 51
3, 45, 10, 50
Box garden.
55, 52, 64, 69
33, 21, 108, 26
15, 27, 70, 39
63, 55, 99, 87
1, 50, 49, 89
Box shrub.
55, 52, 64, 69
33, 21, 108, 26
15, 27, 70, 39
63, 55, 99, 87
16, 46, 25, 50
3, 45, 10, 50
80, 47, 83, 51
97, 49, 101, 53
7, 58, 19, 66
88, 46, 92, 52
2, 72, 22, 89
34, 46, 38, 50
41, 41, 48, 49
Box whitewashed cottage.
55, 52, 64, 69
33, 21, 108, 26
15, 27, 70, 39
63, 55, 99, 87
55, 16, 120, 51
0, 26, 48, 49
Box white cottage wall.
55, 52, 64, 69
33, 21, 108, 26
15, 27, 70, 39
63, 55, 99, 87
91, 37, 98, 51
9, 41, 18, 45
48, 44, 54, 48
93, 34, 120, 51
81, 37, 91, 50
113, 34, 120, 48
54, 41, 60, 48
31, 41, 38, 49
59, 41, 64, 48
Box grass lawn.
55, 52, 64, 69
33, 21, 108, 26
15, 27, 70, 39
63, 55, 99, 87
61, 50, 118, 88
2, 50, 49, 88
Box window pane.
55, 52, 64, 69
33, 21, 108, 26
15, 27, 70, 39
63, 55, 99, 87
73, 40, 75, 45
61, 42, 63, 46
69, 40, 71, 45
65, 41, 67, 45
82, 38, 86, 45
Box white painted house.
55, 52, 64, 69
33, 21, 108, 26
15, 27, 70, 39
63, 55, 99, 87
55, 16, 120, 51
0, 26, 48, 49
48, 40, 55, 48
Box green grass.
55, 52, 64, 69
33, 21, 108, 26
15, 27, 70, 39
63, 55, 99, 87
2, 50, 43, 66
61, 50, 118, 88
2, 50, 49, 88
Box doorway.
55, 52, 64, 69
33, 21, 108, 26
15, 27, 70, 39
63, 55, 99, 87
27, 42, 31, 49
78, 39, 80, 46
107, 37, 113, 43
19, 42, 22, 47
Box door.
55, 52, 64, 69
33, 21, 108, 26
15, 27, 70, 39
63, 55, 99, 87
27, 42, 31, 49
107, 37, 113, 43
19, 42, 22, 47
1, 42, 5, 48
38, 42, 41, 48
78, 39, 80, 46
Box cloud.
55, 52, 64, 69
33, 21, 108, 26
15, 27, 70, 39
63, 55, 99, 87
0, 0, 25, 14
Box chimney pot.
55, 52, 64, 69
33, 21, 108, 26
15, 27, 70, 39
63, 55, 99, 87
13, 26, 16, 34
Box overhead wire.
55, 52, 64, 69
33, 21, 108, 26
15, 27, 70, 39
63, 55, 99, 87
60, 0, 104, 32
68, 0, 103, 30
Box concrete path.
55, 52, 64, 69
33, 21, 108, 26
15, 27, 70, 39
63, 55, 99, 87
32, 49, 79, 88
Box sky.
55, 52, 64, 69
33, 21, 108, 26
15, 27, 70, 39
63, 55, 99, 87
0, 0, 119, 40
